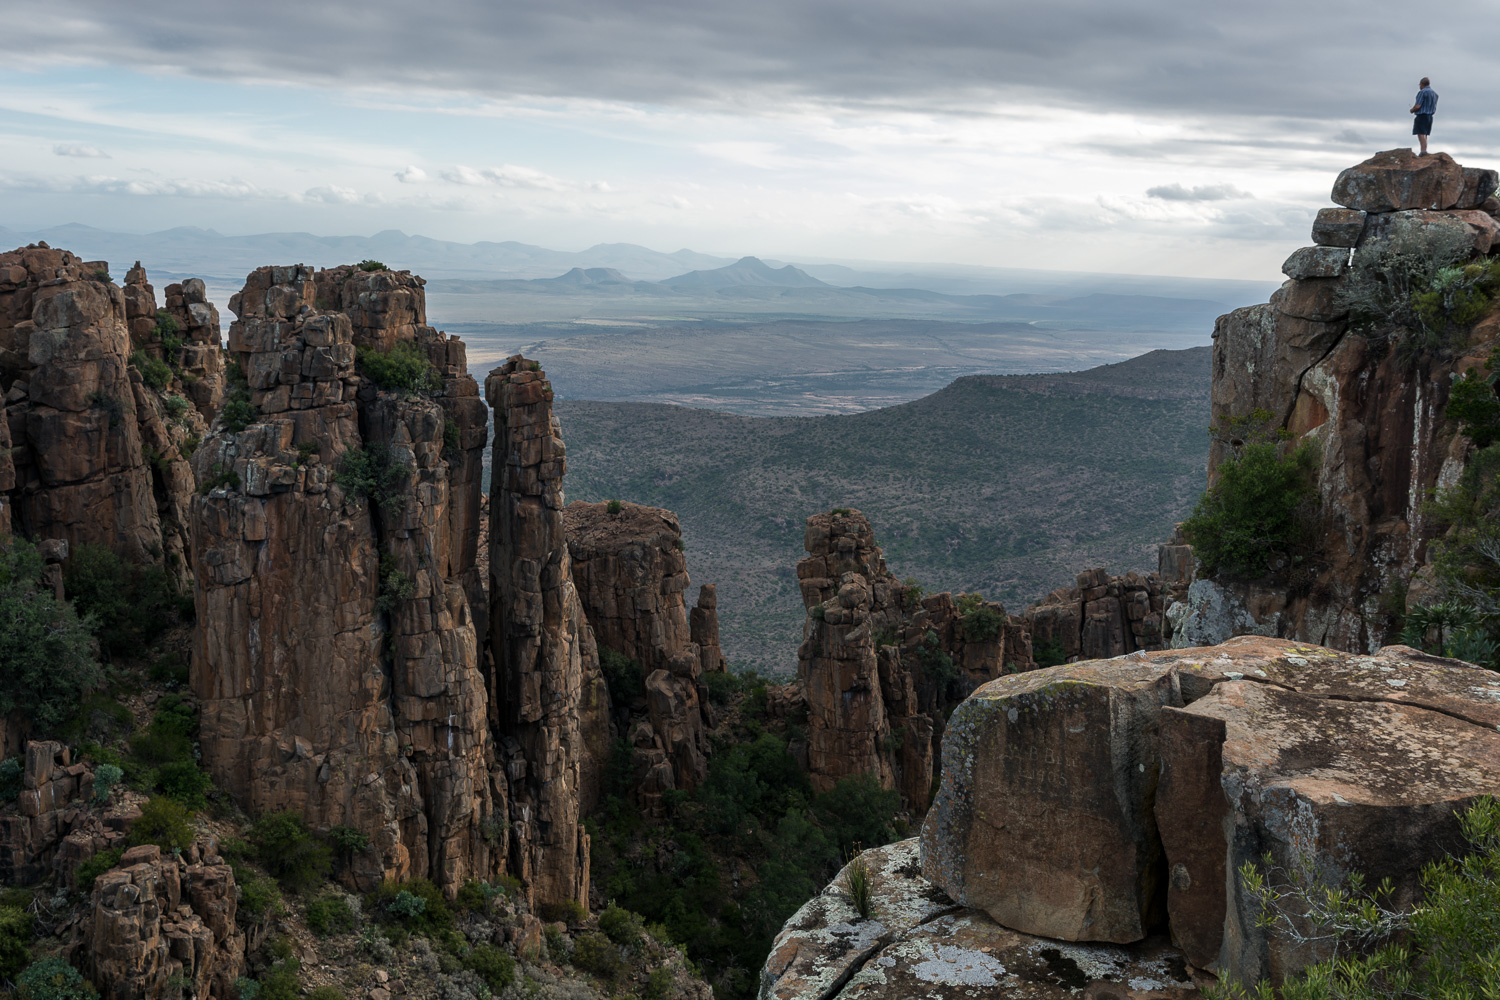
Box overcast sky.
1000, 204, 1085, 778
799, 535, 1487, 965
4, 0, 1496, 279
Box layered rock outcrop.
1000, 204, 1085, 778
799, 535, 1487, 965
1022, 566, 1170, 661
0, 741, 99, 885
487, 357, 599, 907
0, 246, 166, 561
564, 500, 718, 791
71, 843, 246, 1000
919, 635, 1500, 985
1174, 150, 1500, 650
192, 264, 499, 894
795, 509, 1032, 811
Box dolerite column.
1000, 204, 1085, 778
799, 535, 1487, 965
486, 356, 592, 908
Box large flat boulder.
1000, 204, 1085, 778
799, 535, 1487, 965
1150, 636, 1500, 981
920, 661, 1181, 943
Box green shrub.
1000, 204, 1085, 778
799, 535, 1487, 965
64, 543, 181, 655
356, 342, 440, 395
253, 959, 300, 1000
370, 878, 452, 932
15, 957, 95, 1000
1181, 440, 1319, 580
198, 464, 241, 495
0, 539, 103, 735
570, 931, 624, 979
843, 850, 872, 919
130, 796, 196, 853
599, 646, 644, 707
306, 988, 342, 1000
955, 593, 1003, 643
810, 603, 826, 622
1032, 636, 1067, 669
154, 309, 180, 336
442, 418, 460, 455
1221, 796, 1500, 1000
306, 894, 355, 936
163, 395, 191, 421
913, 629, 958, 697
220, 396, 256, 433
149, 652, 190, 687
0, 905, 34, 979
540, 899, 588, 925
374, 552, 415, 616
813, 773, 900, 857
74, 848, 124, 893
334, 443, 410, 514
156, 760, 212, 809
248, 811, 331, 894
702, 670, 740, 707
357, 260, 387, 272
462, 943, 515, 991
599, 903, 643, 947
606, 499, 623, 515
92, 764, 123, 805
234, 869, 282, 928
644, 966, 675, 1000
131, 350, 172, 391
0, 758, 21, 801
328, 824, 369, 859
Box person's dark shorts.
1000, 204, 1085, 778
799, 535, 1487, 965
1414, 113, 1433, 135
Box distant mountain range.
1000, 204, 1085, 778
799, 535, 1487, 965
0, 223, 1280, 308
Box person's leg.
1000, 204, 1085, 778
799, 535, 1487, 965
1419, 130, 1429, 154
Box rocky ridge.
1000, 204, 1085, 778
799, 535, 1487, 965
1173, 149, 1500, 649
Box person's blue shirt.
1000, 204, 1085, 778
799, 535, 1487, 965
1415, 86, 1439, 115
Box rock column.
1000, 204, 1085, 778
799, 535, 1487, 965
487, 356, 594, 908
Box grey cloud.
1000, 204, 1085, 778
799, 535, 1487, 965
53, 143, 110, 158
7, 0, 1493, 122
1146, 183, 1251, 202
1332, 128, 1367, 144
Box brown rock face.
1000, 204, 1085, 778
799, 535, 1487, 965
73, 843, 246, 1000
0, 246, 163, 561
0, 741, 100, 885
690, 583, 727, 674
564, 500, 714, 790
797, 510, 909, 796
192, 264, 499, 893
1152, 636, 1500, 982
920, 660, 1179, 943
919, 634, 1500, 986
487, 356, 595, 908
1022, 565, 1168, 661
1179, 152, 1500, 651
1331, 148, 1495, 212
796, 509, 1033, 809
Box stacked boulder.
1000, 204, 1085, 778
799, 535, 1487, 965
0, 742, 99, 885
191, 264, 500, 894
1175, 149, 1500, 650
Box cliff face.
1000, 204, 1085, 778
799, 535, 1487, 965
1024, 566, 1169, 660
486, 357, 597, 907
192, 264, 499, 893
0, 246, 165, 561
795, 509, 1033, 810
1175, 150, 1500, 651
564, 500, 718, 791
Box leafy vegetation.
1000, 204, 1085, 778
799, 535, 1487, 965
0, 905, 33, 979
220, 359, 256, 433
588, 709, 900, 998
131, 349, 172, 391
357, 260, 388, 272
129, 796, 196, 853
1215, 796, 1500, 1000
374, 553, 415, 616
64, 543, 187, 656
306, 894, 356, 937
356, 341, 441, 395
1181, 412, 1320, 581
599, 646, 645, 707
198, 464, 241, 495
334, 443, 411, 514
247, 811, 332, 894
955, 592, 1003, 643
74, 847, 124, 893
15, 958, 96, 1000
0, 539, 103, 735
843, 849, 872, 919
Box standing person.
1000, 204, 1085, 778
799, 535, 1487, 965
1411, 77, 1438, 155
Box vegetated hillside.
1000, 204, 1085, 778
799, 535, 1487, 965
557, 346, 1212, 675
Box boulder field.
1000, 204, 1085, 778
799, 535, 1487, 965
763, 635, 1500, 997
